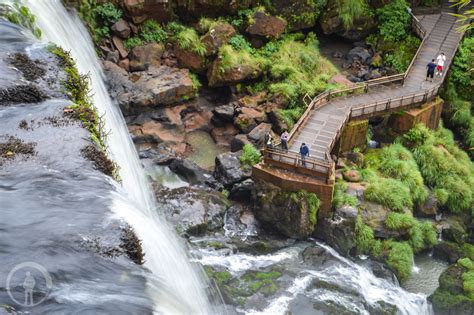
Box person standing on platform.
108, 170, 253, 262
299, 143, 309, 167
281, 130, 289, 151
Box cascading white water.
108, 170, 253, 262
25, 1, 211, 313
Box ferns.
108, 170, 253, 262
364, 178, 413, 211
336, 0, 370, 29
175, 27, 207, 56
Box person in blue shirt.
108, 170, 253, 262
299, 143, 309, 167
426, 59, 437, 82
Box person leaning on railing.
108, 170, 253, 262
299, 143, 309, 167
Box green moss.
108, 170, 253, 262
378, 144, 428, 205
49, 45, 118, 179
218, 44, 262, 73
255, 271, 281, 280
332, 181, 358, 209
2, 2, 42, 39
283, 190, 321, 227
364, 178, 413, 212
175, 26, 207, 56
355, 215, 375, 254
385, 241, 413, 282
240, 144, 262, 167
463, 244, 474, 261
385, 212, 416, 230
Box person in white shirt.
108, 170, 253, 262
435, 52, 446, 76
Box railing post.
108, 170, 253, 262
364, 84, 368, 93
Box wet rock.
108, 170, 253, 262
111, 18, 131, 39
182, 109, 213, 133
246, 11, 287, 38
118, 58, 130, 71
0, 136, 36, 164
254, 181, 319, 239
202, 22, 236, 56
214, 151, 251, 188
106, 50, 120, 63
174, 46, 208, 73
234, 111, 259, 134
9, 52, 45, 81
0, 84, 46, 105
112, 36, 128, 59
104, 61, 195, 113
267, 108, 289, 135
129, 43, 164, 72
442, 218, 468, 244
120, 226, 144, 265
416, 189, 438, 217
211, 124, 239, 147
156, 185, 229, 236
119, 0, 173, 24
433, 241, 464, 263
302, 245, 337, 265
229, 178, 254, 201
230, 134, 251, 152
212, 104, 235, 125
247, 123, 272, 146
346, 46, 372, 64
129, 120, 186, 152
207, 57, 262, 87
369, 261, 399, 284
168, 158, 211, 185
343, 151, 365, 167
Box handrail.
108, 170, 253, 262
287, 12, 427, 146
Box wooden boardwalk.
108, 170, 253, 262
289, 5, 462, 162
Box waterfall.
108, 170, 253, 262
25, 1, 211, 313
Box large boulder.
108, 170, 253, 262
416, 189, 438, 217
267, 108, 289, 135
247, 123, 272, 146
174, 46, 208, 73
433, 241, 464, 264
212, 104, 235, 126
129, 43, 164, 72
214, 151, 251, 188
246, 11, 287, 38
313, 205, 358, 255
156, 185, 229, 235
104, 61, 196, 114
202, 22, 236, 56
111, 18, 131, 39
270, 0, 323, 31
211, 124, 239, 147
229, 178, 254, 201
302, 244, 338, 266
254, 181, 320, 240
230, 134, 251, 152
346, 46, 372, 64
168, 158, 210, 185
119, 0, 173, 24
207, 57, 262, 87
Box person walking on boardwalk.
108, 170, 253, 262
435, 52, 446, 77
426, 59, 437, 82
281, 130, 289, 151
299, 143, 309, 167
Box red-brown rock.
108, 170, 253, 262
112, 36, 128, 59
201, 22, 236, 56
129, 43, 164, 72
111, 18, 131, 39
174, 46, 208, 73
246, 11, 287, 38
211, 124, 239, 147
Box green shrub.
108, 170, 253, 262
355, 215, 375, 254
332, 181, 358, 209
420, 221, 438, 247
450, 37, 474, 101
240, 144, 262, 166
378, 144, 428, 204
384, 35, 421, 72
284, 190, 321, 226
403, 124, 474, 214
228, 35, 253, 52
364, 178, 413, 211
218, 44, 262, 73
385, 241, 413, 282
93, 3, 122, 25
124, 37, 143, 50
141, 20, 167, 43
278, 107, 304, 129
385, 212, 416, 230
376, 0, 410, 42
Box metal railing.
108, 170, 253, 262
261, 148, 335, 184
